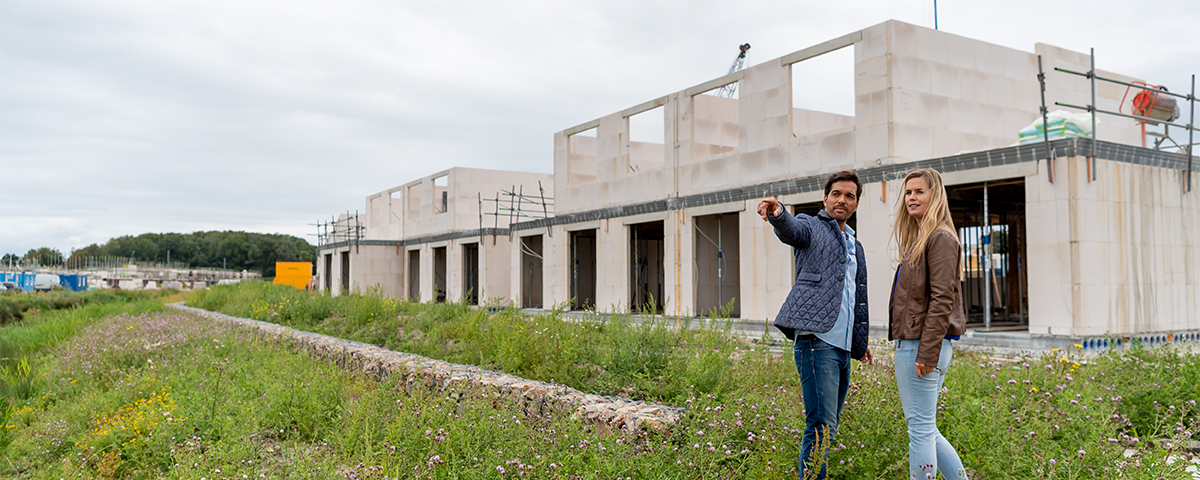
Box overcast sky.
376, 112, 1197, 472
2, 0, 1197, 256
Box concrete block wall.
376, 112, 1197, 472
363, 167, 553, 241
321, 19, 1191, 340
1035, 44, 1143, 147
885, 22, 1039, 161
736, 198, 794, 322
329, 167, 551, 300
792, 109, 854, 139
594, 220, 627, 311
551, 19, 1155, 216
1027, 157, 1199, 336
692, 95, 740, 159
347, 245, 404, 298
538, 225, 569, 309
365, 192, 404, 240
478, 235, 513, 304
884, 23, 1145, 164
665, 210, 692, 316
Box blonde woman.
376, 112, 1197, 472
888, 168, 969, 480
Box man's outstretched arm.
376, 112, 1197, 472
758, 197, 811, 248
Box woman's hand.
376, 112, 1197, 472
915, 362, 935, 378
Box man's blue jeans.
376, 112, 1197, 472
793, 335, 849, 480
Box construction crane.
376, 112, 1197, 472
715, 43, 751, 98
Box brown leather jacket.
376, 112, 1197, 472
888, 228, 967, 366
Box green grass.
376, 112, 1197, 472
0, 289, 174, 326
0, 283, 1194, 479
187, 283, 743, 404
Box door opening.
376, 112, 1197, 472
521, 235, 544, 308
569, 229, 597, 310
433, 246, 447, 303
694, 214, 740, 317
408, 250, 420, 301
946, 178, 1028, 330
463, 243, 479, 305
629, 221, 665, 313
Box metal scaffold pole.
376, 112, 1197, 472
1090, 48, 1097, 182
1037, 55, 1055, 183
1189, 74, 1196, 193
983, 183, 991, 330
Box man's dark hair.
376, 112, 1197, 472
824, 170, 862, 199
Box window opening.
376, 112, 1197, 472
407, 184, 421, 220
691, 91, 740, 159
790, 46, 855, 138
567, 128, 597, 186
433, 175, 449, 214
628, 106, 665, 173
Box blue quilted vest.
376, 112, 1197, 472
767, 208, 870, 359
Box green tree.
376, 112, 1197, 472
57, 231, 316, 275
23, 247, 63, 266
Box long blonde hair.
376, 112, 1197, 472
890, 168, 958, 266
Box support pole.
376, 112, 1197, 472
1037, 55, 1055, 183
1189, 74, 1195, 193
538, 180, 552, 237
1089, 48, 1097, 182
717, 215, 723, 315
983, 183, 992, 330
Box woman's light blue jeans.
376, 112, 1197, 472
894, 339, 968, 480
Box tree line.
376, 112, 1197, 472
2, 232, 316, 278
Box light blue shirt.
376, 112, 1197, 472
815, 223, 857, 352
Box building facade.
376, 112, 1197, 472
318, 20, 1198, 339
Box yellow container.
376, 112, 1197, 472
273, 262, 313, 290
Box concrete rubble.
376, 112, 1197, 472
167, 303, 685, 431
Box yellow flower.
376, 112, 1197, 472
1073, 343, 1083, 348
1052, 348, 1060, 352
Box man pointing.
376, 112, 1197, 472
758, 170, 873, 479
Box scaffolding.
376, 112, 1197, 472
481, 181, 554, 226
311, 211, 365, 247
1038, 49, 1196, 190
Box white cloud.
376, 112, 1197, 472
1, 0, 1197, 255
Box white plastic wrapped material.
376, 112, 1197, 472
1018, 110, 1099, 144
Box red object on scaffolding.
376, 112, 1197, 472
1121, 81, 1180, 147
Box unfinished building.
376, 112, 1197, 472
315, 167, 553, 305
318, 19, 1197, 340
